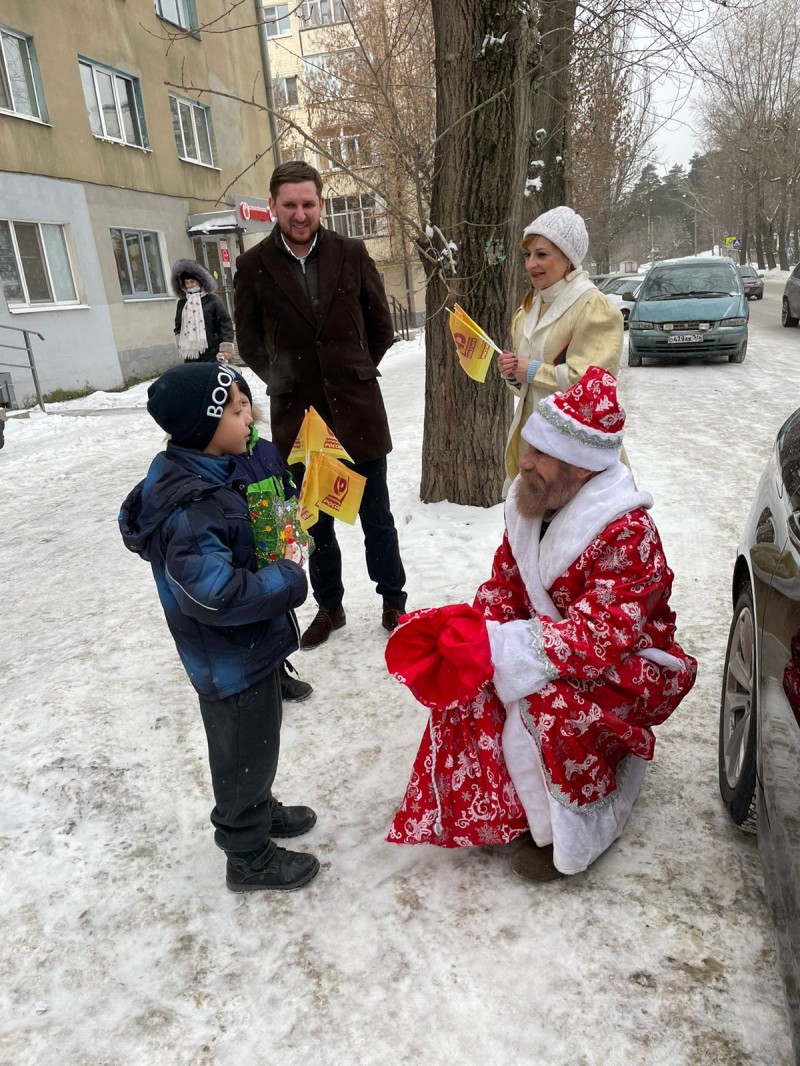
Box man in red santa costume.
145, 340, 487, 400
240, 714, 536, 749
386, 365, 696, 881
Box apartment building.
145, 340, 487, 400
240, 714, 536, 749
263, 0, 426, 326
0, 0, 278, 403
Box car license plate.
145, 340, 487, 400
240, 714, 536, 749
667, 333, 704, 344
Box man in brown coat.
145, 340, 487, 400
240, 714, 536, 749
233, 161, 407, 648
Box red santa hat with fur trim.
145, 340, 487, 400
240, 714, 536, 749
521, 365, 624, 471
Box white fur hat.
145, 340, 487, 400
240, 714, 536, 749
522, 206, 589, 268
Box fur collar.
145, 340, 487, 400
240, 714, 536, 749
170, 258, 217, 299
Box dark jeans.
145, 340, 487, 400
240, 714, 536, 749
198, 671, 282, 854
308, 455, 407, 611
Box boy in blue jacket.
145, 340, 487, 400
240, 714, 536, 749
119, 362, 319, 892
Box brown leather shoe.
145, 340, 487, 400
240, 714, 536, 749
382, 602, 402, 632
511, 838, 565, 882
300, 605, 346, 649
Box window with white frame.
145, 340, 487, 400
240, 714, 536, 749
284, 140, 307, 162
263, 4, 291, 37
0, 220, 78, 306
317, 128, 372, 170
154, 0, 198, 31
79, 59, 146, 147
169, 94, 215, 166
325, 194, 386, 239
0, 27, 46, 121
274, 76, 299, 110
300, 0, 345, 27
302, 53, 339, 99
110, 228, 167, 298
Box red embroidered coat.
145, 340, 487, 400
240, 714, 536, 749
387, 487, 696, 847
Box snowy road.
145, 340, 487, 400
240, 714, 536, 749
1, 300, 799, 1065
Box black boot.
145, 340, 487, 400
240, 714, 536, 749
279, 659, 313, 702
226, 841, 320, 892
270, 801, 317, 838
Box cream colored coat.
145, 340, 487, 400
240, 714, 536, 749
503, 274, 624, 489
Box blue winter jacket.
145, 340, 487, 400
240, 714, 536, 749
119, 443, 307, 700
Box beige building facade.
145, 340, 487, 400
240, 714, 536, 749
0, 0, 278, 403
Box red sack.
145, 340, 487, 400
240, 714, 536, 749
385, 603, 493, 710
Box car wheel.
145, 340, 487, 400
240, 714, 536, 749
782, 297, 799, 327
756, 293, 763, 300
718, 581, 758, 831
729, 339, 747, 363
622, 309, 630, 331
628, 346, 642, 367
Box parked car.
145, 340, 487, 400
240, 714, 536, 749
596, 274, 643, 328
588, 273, 622, 288
626, 257, 749, 365
738, 264, 764, 300
718, 406, 800, 1061
782, 263, 800, 327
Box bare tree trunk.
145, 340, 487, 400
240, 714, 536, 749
528, 0, 578, 213
777, 205, 790, 270
759, 231, 772, 270
420, 0, 535, 506
763, 217, 777, 269
739, 187, 750, 266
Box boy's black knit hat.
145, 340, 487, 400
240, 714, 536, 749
147, 362, 237, 450
229, 367, 252, 404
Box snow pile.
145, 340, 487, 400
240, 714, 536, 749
0, 331, 795, 1064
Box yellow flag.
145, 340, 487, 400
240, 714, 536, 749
448, 305, 500, 383
316, 454, 365, 525
297, 452, 365, 531
288, 407, 352, 465
453, 304, 498, 347
297, 452, 321, 532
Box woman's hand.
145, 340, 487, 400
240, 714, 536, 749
497, 349, 518, 379
497, 349, 528, 383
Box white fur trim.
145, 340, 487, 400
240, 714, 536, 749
505, 482, 561, 619
487, 618, 558, 704
502, 705, 648, 873
521, 401, 623, 471
506, 463, 653, 598
636, 647, 684, 671
537, 462, 653, 590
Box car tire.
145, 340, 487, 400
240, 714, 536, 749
781, 298, 799, 327
756, 293, 763, 300
729, 339, 747, 363
718, 581, 758, 831
621, 309, 630, 331
628, 346, 642, 367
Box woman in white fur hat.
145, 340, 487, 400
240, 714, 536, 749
497, 206, 624, 494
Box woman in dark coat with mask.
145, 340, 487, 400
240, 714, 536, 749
171, 258, 235, 363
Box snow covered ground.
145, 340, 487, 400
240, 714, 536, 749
2, 320, 798, 1065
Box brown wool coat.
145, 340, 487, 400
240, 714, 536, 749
233, 227, 395, 464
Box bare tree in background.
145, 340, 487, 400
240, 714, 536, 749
299, 0, 436, 310
569, 12, 653, 271
696, 0, 800, 268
